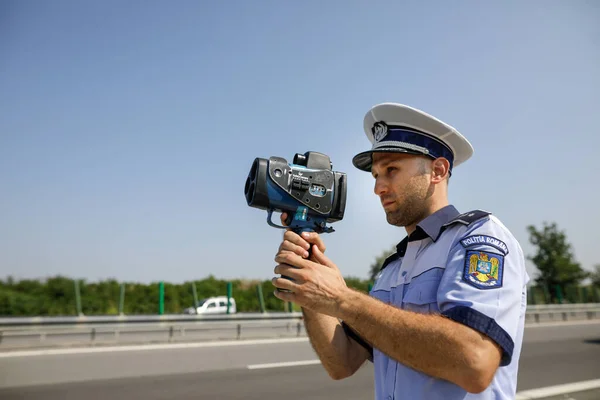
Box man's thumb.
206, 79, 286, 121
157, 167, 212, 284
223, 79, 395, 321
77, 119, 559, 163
312, 245, 333, 268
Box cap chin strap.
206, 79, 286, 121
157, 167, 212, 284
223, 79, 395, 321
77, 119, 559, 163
373, 126, 455, 170
373, 140, 430, 155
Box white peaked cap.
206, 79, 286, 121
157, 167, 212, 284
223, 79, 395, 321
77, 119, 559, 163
352, 103, 474, 173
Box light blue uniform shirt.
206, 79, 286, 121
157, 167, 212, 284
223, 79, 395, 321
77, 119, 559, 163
343, 205, 529, 400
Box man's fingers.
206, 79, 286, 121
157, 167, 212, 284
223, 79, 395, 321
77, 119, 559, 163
274, 264, 306, 282
280, 212, 294, 229
271, 276, 299, 292
275, 251, 307, 267
311, 245, 336, 269
280, 212, 288, 226
279, 240, 310, 259
300, 231, 326, 253
283, 230, 311, 251
273, 288, 295, 302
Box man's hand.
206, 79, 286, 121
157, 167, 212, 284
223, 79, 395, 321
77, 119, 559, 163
273, 213, 348, 317
276, 212, 327, 258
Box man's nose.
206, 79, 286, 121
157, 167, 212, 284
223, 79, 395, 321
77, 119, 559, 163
374, 178, 388, 196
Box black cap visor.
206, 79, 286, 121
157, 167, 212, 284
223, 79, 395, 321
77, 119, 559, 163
352, 147, 430, 172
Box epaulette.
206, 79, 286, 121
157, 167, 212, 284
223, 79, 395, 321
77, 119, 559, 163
443, 209, 491, 227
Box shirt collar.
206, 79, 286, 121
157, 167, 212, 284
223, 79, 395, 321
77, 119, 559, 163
416, 204, 460, 241
395, 204, 461, 256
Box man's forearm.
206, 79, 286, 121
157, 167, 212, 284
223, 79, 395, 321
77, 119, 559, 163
301, 307, 366, 379
336, 288, 498, 391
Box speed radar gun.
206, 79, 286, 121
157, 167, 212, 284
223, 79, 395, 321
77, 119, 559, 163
244, 151, 347, 290
244, 151, 347, 234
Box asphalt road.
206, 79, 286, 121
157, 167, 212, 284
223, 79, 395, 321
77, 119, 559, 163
540, 389, 600, 400
0, 321, 598, 400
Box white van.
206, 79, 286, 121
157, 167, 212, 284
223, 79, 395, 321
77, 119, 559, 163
184, 296, 236, 315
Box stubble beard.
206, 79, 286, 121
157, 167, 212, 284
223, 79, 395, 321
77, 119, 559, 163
384, 178, 430, 228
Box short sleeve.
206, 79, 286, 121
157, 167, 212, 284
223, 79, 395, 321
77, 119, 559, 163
437, 217, 527, 366
341, 321, 374, 362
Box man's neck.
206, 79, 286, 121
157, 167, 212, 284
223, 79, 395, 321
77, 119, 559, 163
404, 199, 450, 237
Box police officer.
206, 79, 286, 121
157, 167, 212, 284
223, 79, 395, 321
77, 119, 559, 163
272, 102, 529, 400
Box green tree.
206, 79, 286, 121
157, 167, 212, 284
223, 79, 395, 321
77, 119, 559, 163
0, 274, 377, 316
369, 245, 397, 281
527, 222, 588, 303
344, 277, 370, 294
590, 264, 600, 288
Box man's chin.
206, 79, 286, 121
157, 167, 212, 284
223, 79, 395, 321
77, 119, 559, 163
385, 211, 407, 227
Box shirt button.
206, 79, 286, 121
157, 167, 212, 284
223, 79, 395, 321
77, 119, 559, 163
401, 271, 407, 276
387, 396, 393, 400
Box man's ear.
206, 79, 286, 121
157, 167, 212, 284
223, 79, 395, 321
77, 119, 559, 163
431, 157, 450, 183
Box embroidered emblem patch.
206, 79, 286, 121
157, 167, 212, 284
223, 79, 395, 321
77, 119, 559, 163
372, 122, 388, 142
463, 250, 504, 289
460, 235, 509, 255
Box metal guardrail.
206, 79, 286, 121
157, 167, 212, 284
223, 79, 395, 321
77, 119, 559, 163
0, 312, 304, 328
0, 312, 306, 349
2, 304, 598, 327
527, 303, 600, 311
0, 305, 598, 349
525, 303, 600, 323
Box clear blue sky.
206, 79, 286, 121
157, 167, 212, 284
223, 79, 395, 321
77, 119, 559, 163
1, 0, 599, 284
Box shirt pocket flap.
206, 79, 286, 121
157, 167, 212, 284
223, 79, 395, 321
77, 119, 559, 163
403, 279, 438, 305
370, 289, 391, 304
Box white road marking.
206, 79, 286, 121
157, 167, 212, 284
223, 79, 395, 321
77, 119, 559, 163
516, 379, 600, 399
247, 359, 321, 369
0, 337, 309, 358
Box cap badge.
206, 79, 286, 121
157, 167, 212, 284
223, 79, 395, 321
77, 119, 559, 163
372, 122, 388, 142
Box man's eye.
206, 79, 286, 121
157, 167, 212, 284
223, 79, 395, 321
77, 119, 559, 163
387, 167, 397, 174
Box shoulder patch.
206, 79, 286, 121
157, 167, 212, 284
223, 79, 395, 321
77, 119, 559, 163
444, 210, 491, 227
460, 235, 509, 255
463, 250, 504, 289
